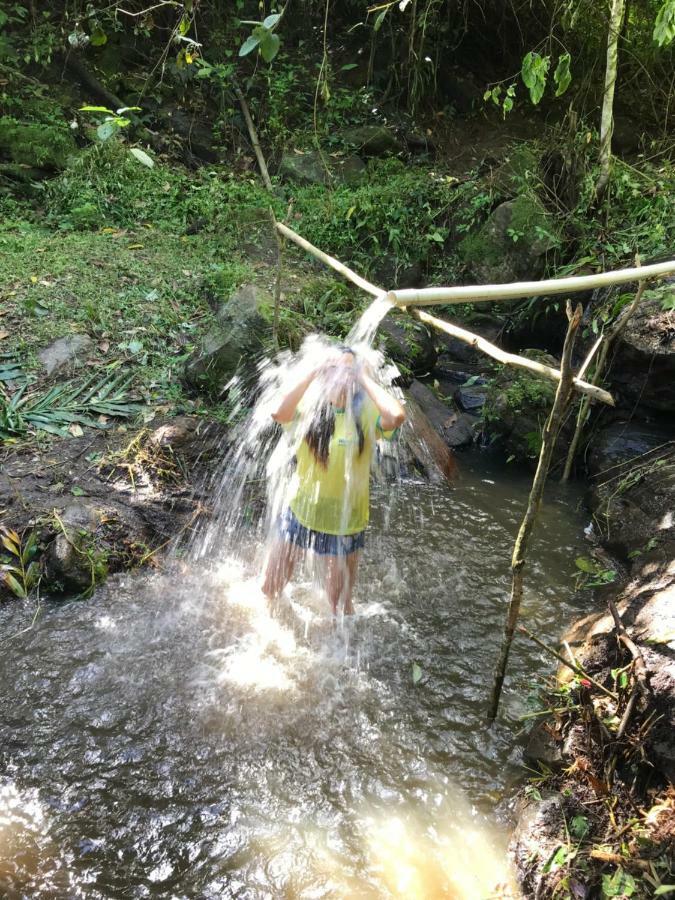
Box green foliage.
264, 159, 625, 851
653, 0, 675, 46
1, 526, 39, 599
274, 278, 363, 349
602, 867, 636, 897
239, 13, 282, 63
521, 51, 551, 105
0, 116, 76, 169
574, 556, 618, 589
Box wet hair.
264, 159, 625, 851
304, 390, 365, 468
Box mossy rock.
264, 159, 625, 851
460, 194, 559, 285
0, 117, 77, 170
377, 311, 437, 377
491, 145, 541, 195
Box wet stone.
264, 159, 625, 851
38, 334, 93, 376
454, 383, 488, 413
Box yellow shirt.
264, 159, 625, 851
289, 397, 395, 536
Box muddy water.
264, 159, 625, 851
0, 453, 589, 899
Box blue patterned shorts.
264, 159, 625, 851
279, 509, 365, 556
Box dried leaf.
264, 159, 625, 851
68, 423, 84, 437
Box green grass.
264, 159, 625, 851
0, 220, 252, 414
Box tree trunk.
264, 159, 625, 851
596, 0, 627, 195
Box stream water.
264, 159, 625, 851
0, 301, 591, 899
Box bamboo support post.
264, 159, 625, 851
387, 259, 675, 307
233, 81, 273, 192
411, 308, 614, 406
487, 302, 584, 724
561, 273, 646, 481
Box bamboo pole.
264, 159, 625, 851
233, 81, 273, 192
411, 308, 614, 406
561, 275, 646, 480
387, 259, 675, 307
487, 302, 583, 724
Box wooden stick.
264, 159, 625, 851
561, 272, 645, 481
608, 598, 650, 696
519, 626, 619, 701
412, 308, 614, 406
233, 80, 273, 192
577, 334, 604, 381
275, 221, 382, 297
388, 259, 675, 307
488, 303, 584, 724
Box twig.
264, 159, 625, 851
488, 302, 584, 723
589, 849, 651, 872
233, 80, 273, 191
518, 626, 619, 701
608, 598, 650, 696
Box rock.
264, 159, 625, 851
454, 382, 488, 414
0, 117, 77, 170
586, 428, 675, 560
562, 558, 675, 781
399, 392, 458, 482
45, 502, 107, 595
278, 150, 328, 185
509, 792, 565, 899
610, 292, 675, 412
377, 311, 437, 377
406, 380, 478, 449
404, 132, 435, 154
38, 334, 94, 376
332, 155, 367, 185
524, 720, 563, 769
482, 352, 563, 463
435, 319, 502, 368
184, 284, 271, 397
490, 145, 541, 196
460, 195, 559, 285
339, 125, 402, 157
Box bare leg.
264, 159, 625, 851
323, 552, 360, 616
262, 539, 301, 601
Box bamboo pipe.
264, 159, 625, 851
387, 259, 675, 307
411, 308, 614, 406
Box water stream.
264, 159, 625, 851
0, 299, 591, 899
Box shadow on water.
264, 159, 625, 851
0, 300, 591, 898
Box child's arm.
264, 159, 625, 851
270, 366, 318, 424
358, 369, 405, 432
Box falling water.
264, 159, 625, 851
0, 292, 592, 898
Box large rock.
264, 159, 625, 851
377, 311, 437, 377
184, 284, 271, 396
0, 117, 76, 170
45, 502, 108, 595
509, 793, 566, 899
407, 379, 478, 449
339, 125, 402, 157
586, 423, 675, 559
460, 195, 559, 285
278, 150, 366, 186
38, 334, 93, 376
610, 291, 675, 413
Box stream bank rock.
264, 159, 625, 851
460, 195, 559, 285
339, 124, 402, 156
377, 312, 437, 377
609, 292, 675, 413
278, 150, 366, 186
184, 283, 271, 397
509, 793, 566, 899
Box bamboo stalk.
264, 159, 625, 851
233, 81, 273, 192
488, 303, 584, 724
561, 274, 645, 481
387, 259, 675, 307
412, 308, 614, 406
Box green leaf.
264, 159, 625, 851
554, 52, 572, 97
602, 867, 636, 897
129, 148, 155, 169
239, 34, 261, 56
179, 14, 191, 35
412, 662, 422, 684
21, 531, 38, 565
373, 9, 387, 31
262, 13, 281, 29
653, 1, 675, 46
80, 105, 114, 114
542, 844, 570, 874
654, 886, 675, 896
1, 569, 26, 598
521, 51, 550, 105
90, 26, 107, 47
575, 556, 596, 574
70, 485, 86, 497
127, 340, 143, 354
260, 31, 280, 62
341, 63, 358, 71
97, 122, 117, 142
570, 815, 589, 839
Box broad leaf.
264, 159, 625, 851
412, 662, 422, 684
262, 13, 281, 29
1, 570, 26, 598
90, 26, 107, 46
554, 52, 572, 97
260, 31, 280, 62
521, 51, 550, 105
129, 148, 155, 168
239, 34, 261, 56
97, 122, 117, 142
602, 867, 636, 897
80, 105, 114, 114
374, 9, 387, 31
653, 1, 675, 46
575, 556, 596, 574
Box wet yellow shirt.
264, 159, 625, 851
290, 398, 395, 536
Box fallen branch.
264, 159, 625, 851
412, 308, 614, 406
388, 259, 675, 307
518, 625, 619, 701
488, 303, 584, 723
608, 598, 650, 696
589, 849, 651, 872
233, 81, 273, 192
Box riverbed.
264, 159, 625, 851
0, 452, 590, 899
